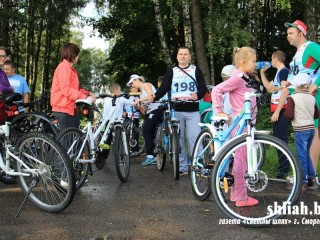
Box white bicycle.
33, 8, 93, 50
57, 94, 131, 191
0, 93, 76, 216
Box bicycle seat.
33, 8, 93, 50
4, 93, 23, 106
76, 98, 93, 107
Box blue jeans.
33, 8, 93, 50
273, 109, 289, 174
295, 129, 316, 183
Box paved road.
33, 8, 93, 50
1, 154, 320, 240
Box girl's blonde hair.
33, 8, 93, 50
233, 47, 256, 67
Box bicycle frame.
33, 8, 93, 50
196, 92, 267, 177
70, 96, 129, 164
0, 123, 36, 177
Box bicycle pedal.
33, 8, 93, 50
99, 143, 110, 150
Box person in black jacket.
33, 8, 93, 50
153, 46, 206, 175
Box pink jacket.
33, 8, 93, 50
211, 69, 256, 116
50, 59, 88, 116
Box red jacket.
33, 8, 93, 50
50, 59, 89, 116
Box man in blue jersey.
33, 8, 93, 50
3, 60, 30, 113
260, 50, 290, 178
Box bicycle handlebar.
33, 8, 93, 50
98, 93, 136, 99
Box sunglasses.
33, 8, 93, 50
0, 55, 6, 58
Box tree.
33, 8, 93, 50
153, 0, 173, 67
190, 0, 210, 84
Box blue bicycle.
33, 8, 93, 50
191, 91, 302, 226
154, 99, 180, 180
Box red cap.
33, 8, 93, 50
284, 20, 307, 35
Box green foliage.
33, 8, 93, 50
96, 0, 169, 87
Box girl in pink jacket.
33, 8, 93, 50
211, 46, 258, 207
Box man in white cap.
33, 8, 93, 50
284, 20, 320, 181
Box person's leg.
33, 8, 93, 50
295, 131, 309, 184
307, 130, 316, 182
185, 111, 201, 166
175, 112, 187, 173
53, 112, 76, 132
273, 110, 290, 178
142, 109, 163, 165
310, 127, 319, 175
133, 117, 140, 152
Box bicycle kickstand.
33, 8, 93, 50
15, 179, 38, 218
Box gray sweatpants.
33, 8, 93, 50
175, 111, 201, 172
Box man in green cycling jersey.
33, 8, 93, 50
284, 20, 320, 185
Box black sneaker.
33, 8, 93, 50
179, 170, 188, 176
306, 178, 318, 190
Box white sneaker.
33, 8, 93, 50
315, 176, 320, 185
60, 179, 69, 187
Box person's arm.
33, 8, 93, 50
314, 104, 319, 119
154, 69, 173, 101
259, 69, 274, 93
55, 63, 88, 100
284, 97, 294, 121
211, 75, 238, 114
136, 83, 154, 103
307, 43, 320, 94
271, 69, 289, 122
195, 67, 207, 100
23, 93, 29, 112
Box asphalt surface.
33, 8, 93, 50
1, 153, 320, 240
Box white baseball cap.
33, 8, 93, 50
126, 74, 145, 86
290, 72, 312, 87
221, 65, 236, 78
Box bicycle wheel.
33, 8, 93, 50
191, 128, 214, 201
171, 126, 179, 180
126, 127, 145, 158
114, 126, 130, 182
57, 127, 90, 191
154, 125, 166, 171
211, 134, 302, 226
15, 132, 76, 213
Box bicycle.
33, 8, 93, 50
0, 94, 59, 184
154, 99, 188, 180
56, 94, 131, 191
192, 91, 302, 226
124, 106, 145, 158
0, 93, 76, 216
7, 94, 59, 139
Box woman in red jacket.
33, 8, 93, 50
50, 43, 96, 131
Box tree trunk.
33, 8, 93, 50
208, 0, 215, 85
153, 0, 173, 68
190, 0, 211, 84
304, 0, 320, 43
1, 0, 10, 47
182, 0, 194, 61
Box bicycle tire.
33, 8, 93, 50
211, 134, 302, 226
171, 126, 179, 180
155, 125, 166, 171
57, 127, 90, 191
0, 172, 16, 184
126, 127, 145, 158
191, 128, 214, 201
114, 125, 130, 182
15, 132, 76, 213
